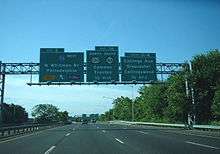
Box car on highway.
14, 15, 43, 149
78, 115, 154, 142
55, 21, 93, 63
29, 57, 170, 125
64, 120, 72, 125
81, 119, 88, 124
91, 119, 96, 123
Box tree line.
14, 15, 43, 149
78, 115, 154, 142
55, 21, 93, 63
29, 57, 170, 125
1, 103, 28, 125
1, 103, 70, 125
31, 104, 69, 124
100, 49, 220, 125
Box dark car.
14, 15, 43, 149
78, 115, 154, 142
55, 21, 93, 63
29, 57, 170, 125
91, 119, 96, 123
82, 119, 88, 124
64, 121, 72, 125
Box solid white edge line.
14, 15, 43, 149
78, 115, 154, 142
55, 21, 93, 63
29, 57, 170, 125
115, 138, 124, 144
65, 133, 71, 136
186, 141, 220, 150
44, 146, 56, 154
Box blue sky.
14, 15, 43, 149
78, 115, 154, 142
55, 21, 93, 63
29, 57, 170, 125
1, 0, 220, 116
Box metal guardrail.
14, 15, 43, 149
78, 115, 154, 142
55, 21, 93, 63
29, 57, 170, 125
0, 122, 37, 128
0, 123, 61, 138
110, 121, 220, 130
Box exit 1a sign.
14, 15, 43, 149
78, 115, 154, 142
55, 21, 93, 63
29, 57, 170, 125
39, 48, 84, 82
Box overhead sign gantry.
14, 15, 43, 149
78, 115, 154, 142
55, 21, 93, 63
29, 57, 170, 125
0, 46, 186, 105
38, 46, 158, 84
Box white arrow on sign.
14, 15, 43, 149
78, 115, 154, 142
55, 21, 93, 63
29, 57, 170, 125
91, 57, 100, 64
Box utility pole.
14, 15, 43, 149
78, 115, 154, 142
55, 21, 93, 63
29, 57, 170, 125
0, 62, 5, 104
189, 61, 196, 125
185, 61, 195, 128
185, 75, 191, 127
131, 85, 134, 122
13, 104, 16, 123
0, 61, 6, 124
0, 62, 1, 100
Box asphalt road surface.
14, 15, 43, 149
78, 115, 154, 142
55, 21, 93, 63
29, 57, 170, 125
0, 122, 220, 154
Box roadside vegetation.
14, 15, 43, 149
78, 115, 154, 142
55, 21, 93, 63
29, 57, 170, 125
1, 103, 28, 125
31, 104, 69, 124
100, 49, 220, 125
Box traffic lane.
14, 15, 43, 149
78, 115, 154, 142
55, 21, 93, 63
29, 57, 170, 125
102, 123, 220, 148
126, 124, 220, 148
0, 124, 76, 154
0, 124, 74, 154
146, 129, 220, 148
52, 123, 140, 154
70, 123, 201, 154
98, 123, 220, 154
130, 124, 220, 138
95, 123, 191, 154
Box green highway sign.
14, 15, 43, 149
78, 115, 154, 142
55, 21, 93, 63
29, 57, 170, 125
86, 46, 119, 82
38, 47, 157, 84
121, 53, 157, 82
39, 48, 84, 82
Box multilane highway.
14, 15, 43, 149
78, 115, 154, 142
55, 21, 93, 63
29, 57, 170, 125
0, 122, 220, 154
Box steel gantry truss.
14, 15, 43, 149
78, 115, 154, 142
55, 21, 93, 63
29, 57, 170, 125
0, 62, 186, 104
1, 62, 185, 75
0, 61, 5, 122
2, 63, 39, 75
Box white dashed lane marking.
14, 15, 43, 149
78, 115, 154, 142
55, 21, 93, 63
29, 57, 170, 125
44, 146, 56, 154
137, 131, 149, 135
65, 133, 71, 137
186, 141, 220, 150
115, 138, 124, 144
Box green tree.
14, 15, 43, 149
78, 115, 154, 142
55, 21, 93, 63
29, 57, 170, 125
113, 97, 132, 121
133, 96, 146, 121
2, 103, 28, 124
211, 85, 220, 121
100, 49, 220, 124
13, 105, 28, 123
32, 104, 59, 123
103, 110, 113, 121
98, 114, 107, 121
164, 73, 189, 123
191, 50, 220, 124
138, 84, 167, 122
58, 111, 69, 122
